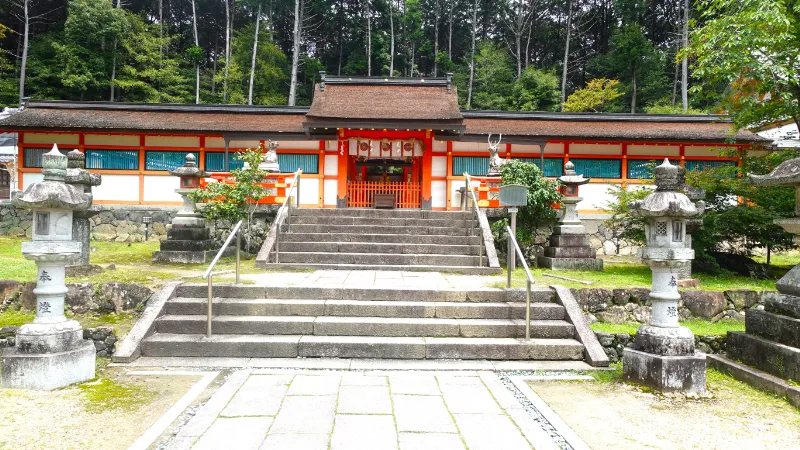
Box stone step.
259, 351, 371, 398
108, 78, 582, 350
154, 315, 575, 338
261, 263, 503, 275
746, 310, 800, 348
173, 284, 555, 303
726, 332, 800, 381
764, 293, 800, 319
279, 233, 482, 246
140, 333, 585, 360
543, 247, 596, 259
284, 224, 478, 236
283, 242, 480, 256
159, 239, 215, 252
290, 216, 475, 228
548, 234, 590, 247
273, 251, 483, 266
164, 298, 566, 320
291, 209, 473, 220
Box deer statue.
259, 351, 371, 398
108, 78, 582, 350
487, 133, 506, 175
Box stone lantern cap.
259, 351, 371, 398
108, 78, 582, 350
12, 145, 91, 210
558, 160, 590, 186
170, 153, 208, 178
66, 149, 101, 188
629, 159, 703, 218
748, 157, 800, 187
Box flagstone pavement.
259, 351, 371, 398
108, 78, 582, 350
165, 369, 561, 450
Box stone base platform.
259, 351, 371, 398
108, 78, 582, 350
153, 247, 235, 264
622, 347, 706, 394
537, 256, 604, 271
726, 332, 800, 381
1, 340, 96, 390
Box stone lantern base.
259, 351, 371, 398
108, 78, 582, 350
537, 232, 604, 271
2, 341, 96, 390
622, 348, 706, 394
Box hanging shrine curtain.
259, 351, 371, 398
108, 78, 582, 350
348, 138, 424, 159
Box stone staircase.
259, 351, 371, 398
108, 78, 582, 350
139, 284, 587, 361
258, 209, 500, 274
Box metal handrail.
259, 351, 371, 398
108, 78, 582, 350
274, 169, 302, 263
202, 219, 243, 338
506, 225, 534, 340
463, 173, 484, 264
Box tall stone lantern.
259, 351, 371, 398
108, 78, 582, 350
622, 159, 707, 394
2, 145, 96, 390
66, 149, 101, 268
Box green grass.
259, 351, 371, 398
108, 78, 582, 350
90, 241, 160, 265
0, 310, 35, 328
590, 320, 745, 336
78, 376, 154, 413
499, 262, 779, 292
589, 362, 623, 382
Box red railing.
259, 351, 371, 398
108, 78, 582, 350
199, 171, 300, 205
347, 181, 422, 208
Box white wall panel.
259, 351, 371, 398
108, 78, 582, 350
323, 179, 338, 206
22, 173, 44, 190
206, 137, 225, 148
685, 145, 732, 157
278, 140, 320, 150
451, 141, 486, 152
84, 134, 140, 146
325, 140, 338, 151
299, 178, 319, 205
450, 182, 466, 209
511, 144, 542, 154
432, 140, 447, 152
431, 180, 447, 208
24, 133, 79, 145
145, 136, 200, 148
627, 145, 679, 156
432, 156, 447, 177
93, 175, 140, 201
228, 140, 260, 149
570, 143, 622, 155
324, 155, 339, 176
143, 175, 181, 202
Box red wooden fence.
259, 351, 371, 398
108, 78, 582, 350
347, 181, 422, 208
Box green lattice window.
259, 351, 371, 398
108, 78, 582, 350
453, 156, 489, 176
23, 148, 71, 168
145, 151, 199, 171
572, 158, 622, 178
85, 150, 139, 170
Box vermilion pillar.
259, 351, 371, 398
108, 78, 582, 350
421, 132, 433, 210
337, 136, 348, 208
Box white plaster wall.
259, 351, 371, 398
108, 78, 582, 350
22, 172, 44, 190
570, 143, 622, 155
324, 155, 339, 176
206, 137, 225, 148
24, 133, 80, 145
511, 144, 542, 154
432, 156, 447, 177
145, 136, 200, 148
450, 182, 467, 209
628, 144, 680, 156
323, 179, 338, 206
93, 175, 140, 201
685, 145, 733, 157
451, 141, 486, 152
431, 180, 447, 208
143, 175, 181, 202
279, 140, 320, 150
229, 140, 261, 149
432, 140, 447, 152
84, 134, 140, 146
325, 140, 338, 151
576, 183, 616, 211
299, 178, 319, 205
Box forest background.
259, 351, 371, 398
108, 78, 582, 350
0, 0, 713, 113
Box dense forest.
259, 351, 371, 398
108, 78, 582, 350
0, 0, 727, 112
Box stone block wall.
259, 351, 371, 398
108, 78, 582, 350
0, 325, 118, 357
595, 331, 726, 363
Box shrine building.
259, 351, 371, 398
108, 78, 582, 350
0, 75, 767, 213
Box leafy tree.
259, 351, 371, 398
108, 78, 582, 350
563, 78, 623, 112
685, 0, 800, 130
602, 181, 652, 253
493, 160, 562, 254
471, 41, 515, 110
189, 147, 269, 252
220, 22, 288, 105
511, 67, 560, 111
643, 101, 704, 114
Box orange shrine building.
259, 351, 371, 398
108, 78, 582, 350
0, 75, 767, 213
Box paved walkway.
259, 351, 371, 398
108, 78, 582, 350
240, 270, 503, 289
165, 369, 565, 450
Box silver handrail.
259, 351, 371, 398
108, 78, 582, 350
202, 219, 243, 338
506, 225, 534, 340
274, 169, 302, 263
462, 173, 484, 264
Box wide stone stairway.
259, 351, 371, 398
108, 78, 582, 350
260, 208, 500, 274
140, 284, 587, 361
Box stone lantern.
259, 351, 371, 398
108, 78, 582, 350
65, 149, 101, 269
623, 159, 706, 394
153, 153, 227, 263
538, 161, 603, 271
2, 145, 96, 390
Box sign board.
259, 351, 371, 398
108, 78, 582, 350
499, 184, 528, 207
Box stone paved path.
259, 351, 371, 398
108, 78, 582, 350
240, 270, 501, 289
166, 369, 558, 450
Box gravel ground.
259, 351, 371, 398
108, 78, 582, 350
0, 367, 201, 450
528, 372, 800, 450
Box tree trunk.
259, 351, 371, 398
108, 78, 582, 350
223, 0, 231, 102
248, 3, 261, 105
671, 50, 679, 106
192, 0, 200, 104
560, 0, 572, 111
337, 0, 343, 75
631, 69, 637, 113
389, 0, 395, 76
515, 33, 521, 79
212, 34, 218, 96
288, 0, 301, 106
447, 1, 453, 60
159, 0, 164, 64
466, 0, 477, 109
524, 21, 532, 70
433, 0, 439, 76
365, 0, 371, 76
681, 0, 689, 111
18, 0, 29, 104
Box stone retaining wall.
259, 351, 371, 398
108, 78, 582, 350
595, 330, 727, 362
0, 326, 118, 357
573, 287, 770, 324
